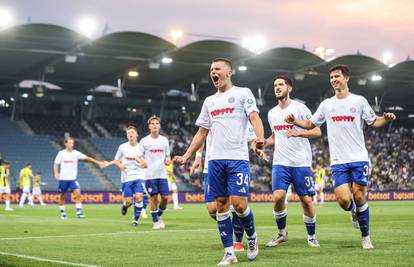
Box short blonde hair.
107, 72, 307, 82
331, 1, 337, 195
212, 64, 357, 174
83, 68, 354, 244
147, 115, 161, 125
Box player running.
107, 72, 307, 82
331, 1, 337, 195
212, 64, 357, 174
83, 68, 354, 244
54, 137, 107, 219
174, 58, 265, 265
113, 126, 148, 226
190, 123, 257, 252
18, 163, 34, 208
264, 75, 321, 248
0, 161, 13, 211
32, 172, 46, 206
285, 64, 396, 249
140, 116, 171, 230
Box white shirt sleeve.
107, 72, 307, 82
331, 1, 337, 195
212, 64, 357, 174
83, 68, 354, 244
361, 96, 377, 125
310, 101, 326, 127
195, 100, 211, 129
243, 88, 260, 116
138, 140, 145, 157
114, 146, 122, 161
165, 138, 171, 157
76, 150, 87, 160
54, 151, 62, 165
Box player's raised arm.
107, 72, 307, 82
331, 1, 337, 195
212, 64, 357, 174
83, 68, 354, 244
286, 127, 321, 139
84, 156, 107, 168
370, 112, 396, 128
174, 127, 209, 165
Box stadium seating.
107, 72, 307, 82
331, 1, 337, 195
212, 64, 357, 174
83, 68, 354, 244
0, 115, 106, 191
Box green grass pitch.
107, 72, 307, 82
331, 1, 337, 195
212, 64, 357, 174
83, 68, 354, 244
0, 201, 413, 266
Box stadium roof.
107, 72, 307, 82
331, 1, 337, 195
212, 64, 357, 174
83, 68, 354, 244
0, 23, 413, 110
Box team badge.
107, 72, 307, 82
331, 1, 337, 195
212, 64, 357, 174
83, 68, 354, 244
247, 99, 254, 104
350, 107, 357, 113
228, 97, 235, 103
306, 115, 311, 120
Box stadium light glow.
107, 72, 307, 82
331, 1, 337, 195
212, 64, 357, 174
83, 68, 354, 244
238, 65, 247, 71
0, 8, 13, 28
161, 57, 173, 64
382, 52, 392, 65
128, 70, 139, 77
21, 93, 29, 98
84, 101, 89, 106
242, 35, 266, 54
78, 17, 97, 38
170, 30, 183, 44
86, 95, 93, 101
371, 74, 382, 81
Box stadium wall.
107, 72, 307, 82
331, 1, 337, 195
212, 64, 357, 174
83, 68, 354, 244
1, 191, 414, 204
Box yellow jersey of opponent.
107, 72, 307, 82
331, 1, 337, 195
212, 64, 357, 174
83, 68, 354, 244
315, 169, 326, 185
0, 166, 10, 187
165, 163, 174, 185
20, 167, 33, 187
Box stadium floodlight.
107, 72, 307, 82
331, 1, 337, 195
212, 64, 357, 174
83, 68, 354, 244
242, 35, 266, 54
78, 17, 97, 38
84, 101, 89, 105
0, 8, 13, 28
21, 93, 29, 98
382, 52, 392, 65
238, 65, 247, 71
170, 29, 183, 44
128, 70, 139, 77
10, 97, 14, 101
86, 95, 93, 101
371, 74, 382, 81
161, 57, 173, 64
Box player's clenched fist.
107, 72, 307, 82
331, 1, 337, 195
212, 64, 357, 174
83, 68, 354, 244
255, 137, 265, 150
285, 114, 295, 124
173, 155, 188, 165
383, 112, 396, 121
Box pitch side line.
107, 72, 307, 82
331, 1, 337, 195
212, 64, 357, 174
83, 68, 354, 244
0, 251, 102, 267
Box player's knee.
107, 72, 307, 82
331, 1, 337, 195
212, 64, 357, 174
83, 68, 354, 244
206, 202, 217, 214
353, 194, 366, 205
336, 197, 351, 209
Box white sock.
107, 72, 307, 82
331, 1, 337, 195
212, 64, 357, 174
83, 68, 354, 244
39, 196, 44, 205
5, 200, 10, 209
59, 205, 66, 213
141, 208, 146, 213
28, 194, 34, 205
173, 192, 179, 208
224, 246, 235, 255
19, 193, 27, 206
313, 196, 317, 203
321, 192, 325, 203
76, 203, 82, 214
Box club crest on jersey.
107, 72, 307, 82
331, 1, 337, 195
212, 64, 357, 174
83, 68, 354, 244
247, 98, 254, 104
350, 107, 357, 113
228, 97, 235, 103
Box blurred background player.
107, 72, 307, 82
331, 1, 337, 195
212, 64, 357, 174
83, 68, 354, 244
0, 161, 13, 211
166, 159, 183, 210
174, 58, 265, 265
264, 75, 321, 248
113, 126, 148, 226
140, 116, 171, 230
54, 137, 107, 219
286, 64, 396, 249
314, 164, 326, 204
18, 163, 34, 208
190, 123, 257, 252
32, 172, 46, 206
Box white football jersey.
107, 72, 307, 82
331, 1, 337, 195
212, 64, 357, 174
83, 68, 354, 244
139, 135, 170, 180
54, 149, 87, 180
203, 122, 257, 174
196, 86, 259, 161
114, 142, 146, 183
268, 100, 313, 167
310, 93, 377, 166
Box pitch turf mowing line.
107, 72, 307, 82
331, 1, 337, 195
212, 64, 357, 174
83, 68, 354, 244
0, 251, 101, 267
